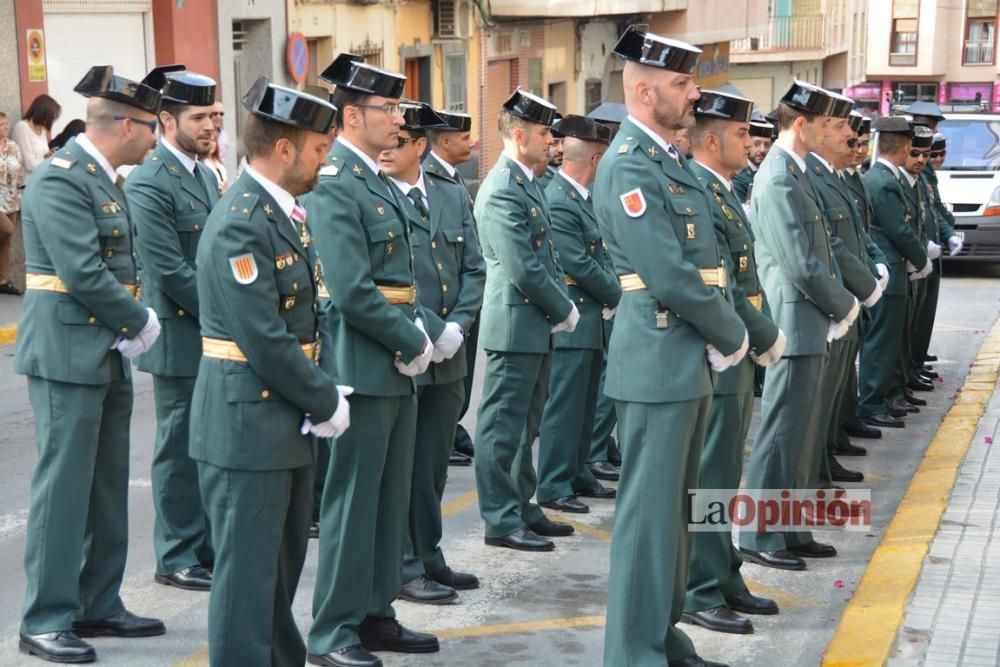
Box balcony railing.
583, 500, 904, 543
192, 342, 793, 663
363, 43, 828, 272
965, 41, 995, 64
732, 15, 825, 53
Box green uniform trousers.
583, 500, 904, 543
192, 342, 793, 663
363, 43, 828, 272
604, 397, 709, 666
858, 295, 907, 418
454, 314, 481, 452
313, 439, 330, 523
22, 372, 131, 634
684, 392, 753, 613
198, 462, 312, 667
309, 393, 417, 654
590, 347, 619, 464
537, 348, 601, 502
403, 380, 465, 582
740, 354, 828, 552
893, 280, 925, 400
151, 375, 213, 574
911, 274, 940, 370
474, 351, 550, 538
813, 338, 856, 490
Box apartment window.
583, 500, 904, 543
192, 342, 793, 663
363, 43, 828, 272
527, 58, 543, 97
443, 53, 467, 111
964, 0, 998, 65
890, 0, 919, 66
585, 79, 602, 113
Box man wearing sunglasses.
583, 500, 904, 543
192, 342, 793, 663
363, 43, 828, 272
380, 102, 485, 607
15, 65, 164, 664
305, 54, 438, 667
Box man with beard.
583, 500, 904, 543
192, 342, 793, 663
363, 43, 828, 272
125, 67, 219, 593
16, 65, 164, 665
190, 76, 346, 666
539, 116, 563, 187
305, 54, 437, 667
737, 81, 860, 571
732, 115, 773, 204
593, 27, 747, 666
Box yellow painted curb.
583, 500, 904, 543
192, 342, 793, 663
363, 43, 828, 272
822, 316, 1000, 667
0, 323, 15, 346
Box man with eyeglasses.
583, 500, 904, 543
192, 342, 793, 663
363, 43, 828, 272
124, 66, 219, 595
15, 65, 165, 664
857, 116, 930, 430
305, 54, 438, 667
210, 101, 228, 162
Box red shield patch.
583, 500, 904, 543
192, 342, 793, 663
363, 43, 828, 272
620, 188, 646, 218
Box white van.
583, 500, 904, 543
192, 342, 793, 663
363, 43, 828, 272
935, 113, 1000, 261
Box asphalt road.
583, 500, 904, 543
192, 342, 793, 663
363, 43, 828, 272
0, 263, 998, 667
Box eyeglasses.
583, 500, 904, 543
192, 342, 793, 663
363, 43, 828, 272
909, 149, 930, 158
396, 136, 418, 149
114, 115, 158, 134
930, 150, 945, 158
355, 103, 401, 116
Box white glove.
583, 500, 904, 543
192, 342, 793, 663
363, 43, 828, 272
302, 385, 354, 438
927, 240, 942, 260
827, 297, 859, 342
705, 331, 749, 372
862, 280, 883, 308
876, 263, 889, 291
551, 302, 580, 334
115, 336, 146, 359
432, 322, 464, 363
909, 258, 932, 281
115, 308, 161, 358
602, 307, 616, 321
948, 235, 964, 256
840, 297, 860, 328
906, 260, 917, 273
751, 329, 786, 367
394, 318, 434, 376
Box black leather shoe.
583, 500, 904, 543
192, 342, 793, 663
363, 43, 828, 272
889, 399, 919, 414
428, 565, 479, 590
72, 610, 165, 638
907, 379, 934, 392
587, 461, 620, 481
921, 367, 939, 379
310, 521, 320, 539
836, 440, 867, 456
669, 655, 730, 667
0, 281, 24, 295
398, 575, 458, 605
575, 481, 616, 499
359, 616, 439, 654
454, 426, 474, 458
485, 528, 554, 552
681, 606, 752, 634
607, 448, 622, 467
904, 392, 927, 407
540, 496, 589, 513
19, 631, 95, 663
845, 421, 882, 439
863, 413, 905, 428
154, 565, 211, 591
308, 645, 382, 667
886, 403, 908, 418
448, 451, 472, 467
787, 540, 837, 558
830, 457, 864, 482
528, 516, 575, 537
925, 354, 938, 362
737, 547, 806, 570
724, 589, 778, 615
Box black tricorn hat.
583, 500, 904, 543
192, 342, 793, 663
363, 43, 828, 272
141, 64, 186, 91
551, 115, 612, 145
931, 132, 947, 150
399, 101, 448, 131
74, 65, 162, 115
860, 117, 872, 135
905, 101, 945, 121
871, 115, 911, 135
242, 76, 337, 135
502, 88, 557, 126
911, 125, 934, 148
749, 120, 774, 138
780, 80, 835, 116
550, 112, 565, 138
319, 53, 406, 99
435, 110, 472, 132
695, 89, 754, 123
612, 25, 701, 75
158, 69, 217, 107
826, 91, 854, 119
847, 111, 864, 134
586, 102, 626, 126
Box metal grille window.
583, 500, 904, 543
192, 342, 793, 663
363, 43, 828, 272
443, 53, 466, 111
350, 38, 383, 68
964, 0, 997, 65
232, 21, 246, 52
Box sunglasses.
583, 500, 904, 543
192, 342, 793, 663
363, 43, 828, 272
114, 115, 158, 134
909, 149, 930, 158
396, 136, 418, 149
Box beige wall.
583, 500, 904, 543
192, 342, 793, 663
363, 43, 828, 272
0, 1, 22, 120
647, 0, 769, 44
489, 0, 686, 18
543, 20, 576, 114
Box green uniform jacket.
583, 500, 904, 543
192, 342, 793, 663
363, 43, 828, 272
190, 171, 339, 471
862, 162, 928, 296
537, 165, 557, 189
303, 140, 427, 397
398, 170, 485, 386
901, 173, 929, 250
750, 145, 856, 356
475, 154, 572, 354
919, 168, 956, 275
592, 118, 745, 403
125, 142, 220, 377
15, 138, 149, 384
545, 172, 621, 350
844, 170, 888, 269
691, 161, 779, 395
423, 153, 475, 215
731, 164, 755, 204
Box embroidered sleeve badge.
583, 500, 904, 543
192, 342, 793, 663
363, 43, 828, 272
229, 253, 259, 285
620, 188, 646, 218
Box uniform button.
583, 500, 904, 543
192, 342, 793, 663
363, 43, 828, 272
194, 223, 200, 230
178, 309, 184, 316
88, 316, 96, 324
523, 298, 530, 304
395, 350, 402, 358
442, 307, 449, 315
431, 241, 438, 249
686, 207, 693, 214
261, 390, 270, 399
442, 283, 448, 292
578, 297, 585, 303
120, 327, 128, 333
112, 228, 120, 237
292, 282, 299, 291
437, 262, 444, 270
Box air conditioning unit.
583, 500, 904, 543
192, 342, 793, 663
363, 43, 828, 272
437, 0, 473, 39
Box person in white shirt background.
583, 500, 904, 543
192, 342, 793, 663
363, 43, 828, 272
11, 94, 60, 185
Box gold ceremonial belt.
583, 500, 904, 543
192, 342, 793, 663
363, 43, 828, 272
202, 337, 319, 363
747, 294, 763, 311
26, 273, 139, 297
377, 284, 417, 305
619, 268, 728, 292
564, 275, 578, 286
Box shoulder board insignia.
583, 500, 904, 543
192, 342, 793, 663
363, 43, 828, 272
514, 174, 523, 183
711, 182, 721, 191
51, 157, 73, 169
230, 193, 259, 219
87, 163, 97, 173
352, 164, 363, 176
320, 164, 340, 177
229, 253, 259, 285
620, 188, 646, 218
168, 165, 179, 174
617, 143, 630, 154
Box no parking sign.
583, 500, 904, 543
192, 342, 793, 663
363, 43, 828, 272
286, 32, 309, 84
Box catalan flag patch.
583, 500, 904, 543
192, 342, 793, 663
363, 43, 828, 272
229, 253, 258, 285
